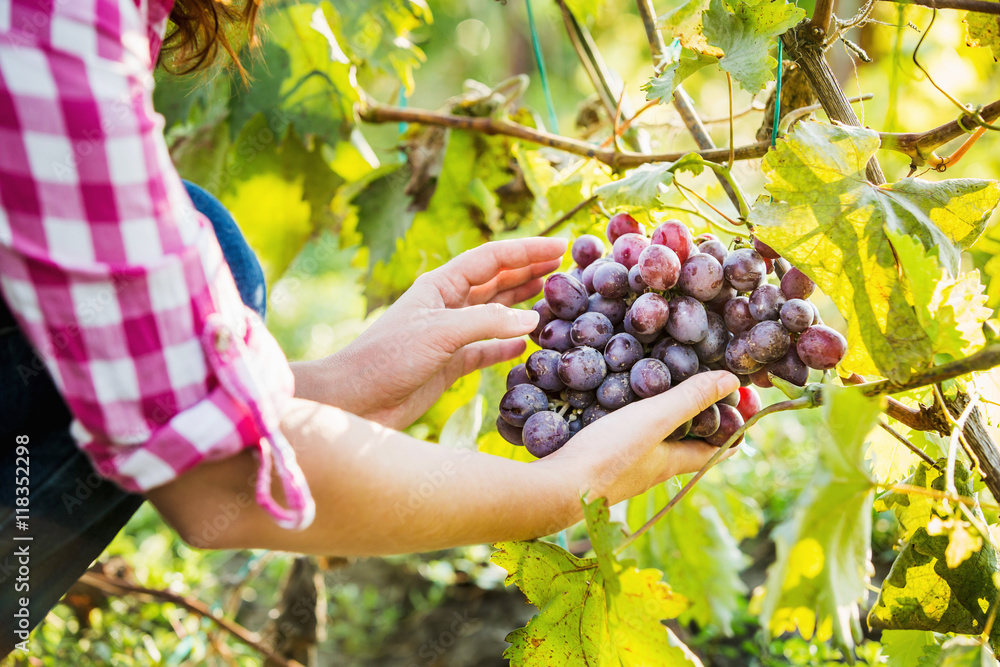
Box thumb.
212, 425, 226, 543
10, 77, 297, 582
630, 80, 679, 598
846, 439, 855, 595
435, 303, 539, 350
617, 370, 740, 439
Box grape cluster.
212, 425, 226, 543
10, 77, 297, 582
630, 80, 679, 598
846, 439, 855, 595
497, 213, 847, 458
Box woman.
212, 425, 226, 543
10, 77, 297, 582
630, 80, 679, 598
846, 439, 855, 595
0, 0, 739, 653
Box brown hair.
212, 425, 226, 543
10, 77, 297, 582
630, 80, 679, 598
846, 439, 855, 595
159, 0, 263, 76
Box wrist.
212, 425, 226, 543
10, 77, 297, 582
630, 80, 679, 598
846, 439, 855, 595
290, 354, 361, 414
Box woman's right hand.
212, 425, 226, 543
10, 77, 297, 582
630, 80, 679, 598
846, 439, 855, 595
540, 370, 742, 507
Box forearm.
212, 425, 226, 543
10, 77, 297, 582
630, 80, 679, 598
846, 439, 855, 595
147, 397, 583, 556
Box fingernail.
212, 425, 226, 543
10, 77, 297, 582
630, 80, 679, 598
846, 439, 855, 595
717, 372, 739, 395
517, 309, 540, 328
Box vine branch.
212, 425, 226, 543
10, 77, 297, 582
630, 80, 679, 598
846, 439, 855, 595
880, 98, 1000, 169
634, 0, 743, 212
880, 0, 1000, 13
858, 344, 1000, 398
79, 570, 305, 667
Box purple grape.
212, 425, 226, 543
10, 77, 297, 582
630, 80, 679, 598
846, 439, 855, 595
523, 411, 571, 457
722, 248, 767, 292
582, 403, 612, 425
698, 239, 728, 266
637, 244, 681, 291
706, 283, 737, 313
767, 347, 809, 386
677, 253, 724, 302
749, 368, 773, 388
581, 258, 608, 294
565, 388, 596, 409
572, 234, 605, 268
718, 390, 741, 407
652, 340, 700, 384
604, 333, 644, 372
612, 233, 650, 270
593, 262, 630, 299
749, 284, 786, 322
530, 299, 555, 345
557, 346, 608, 391
623, 311, 660, 345
753, 237, 781, 260
811, 302, 822, 325
500, 383, 550, 427
747, 320, 791, 364
725, 331, 764, 374
669, 419, 692, 439
607, 213, 645, 244
543, 273, 589, 320
506, 363, 531, 390
587, 293, 627, 326
567, 418, 583, 436
722, 296, 755, 334
665, 296, 709, 344
629, 293, 671, 336
779, 298, 814, 333
695, 233, 720, 244
526, 349, 566, 391
628, 264, 647, 293
570, 311, 614, 349
796, 325, 847, 370
693, 312, 730, 364
705, 404, 745, 447
496, 415, 524, 446
780, 267, 816, 300
689, 404, 720, 438
596, 372, 637, 410
539, 319, 573, 352
629, 358, 672, 398
651, 220, 695, 264
569, 267, 584, 283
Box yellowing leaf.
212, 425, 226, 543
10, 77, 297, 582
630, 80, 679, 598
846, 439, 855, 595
751, 121, 1000, 382
869, 461, 1000, 645
966, 9, 1000, 60
659, 0, 723, 57
492, 497, 702, 666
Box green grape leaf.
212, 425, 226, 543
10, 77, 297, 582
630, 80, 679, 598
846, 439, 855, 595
880, 630, 940, 667
626, 482, 749, 635
230, 4, 359, 141
869, 460, 1000, 644
930, 637, 998, 667
643, 42, 718, 104
365, 128, 524, 308
968, 218, 1000, 315
750, 121, 1000, 382
595, 155, 704, 209
759, 385, 879, 654
492, 497, 702, 667
352, 164, 417, 269
887, 231, 993, 361
327, 0, 430, 92
659, 0, 722, 57
966, 9, 1000, 60
218, 116, 343, 283
701, 0, 805, 93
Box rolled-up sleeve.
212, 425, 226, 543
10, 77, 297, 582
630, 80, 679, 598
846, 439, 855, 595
0, 0, 314, 529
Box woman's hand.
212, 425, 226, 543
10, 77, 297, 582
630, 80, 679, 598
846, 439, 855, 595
291, 237, 566, 430
540, 370, 742, 507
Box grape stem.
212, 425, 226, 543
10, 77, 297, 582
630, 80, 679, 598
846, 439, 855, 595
539, 195, 599, 237
615, 394, 816, 554
877, 418, 940, 469
674, 182, 740, 227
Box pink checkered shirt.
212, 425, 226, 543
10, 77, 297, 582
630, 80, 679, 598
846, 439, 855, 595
0, 0, 315, 530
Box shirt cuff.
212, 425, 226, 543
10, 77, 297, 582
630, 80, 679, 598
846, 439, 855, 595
74, 306, 316, 531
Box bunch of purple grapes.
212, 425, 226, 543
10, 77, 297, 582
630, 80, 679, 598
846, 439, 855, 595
497, 213, 847, 458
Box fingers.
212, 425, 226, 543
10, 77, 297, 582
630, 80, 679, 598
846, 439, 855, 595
433, 303, 539, 352
457, 339, 526, 377
438, 238, 568, 290
614, 371, 741, 441
467, 258, 561, 305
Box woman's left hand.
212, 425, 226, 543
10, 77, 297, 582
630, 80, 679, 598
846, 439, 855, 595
291, 237, 567, 430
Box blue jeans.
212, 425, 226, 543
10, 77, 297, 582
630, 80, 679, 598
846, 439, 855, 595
0, 182, 266, 656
